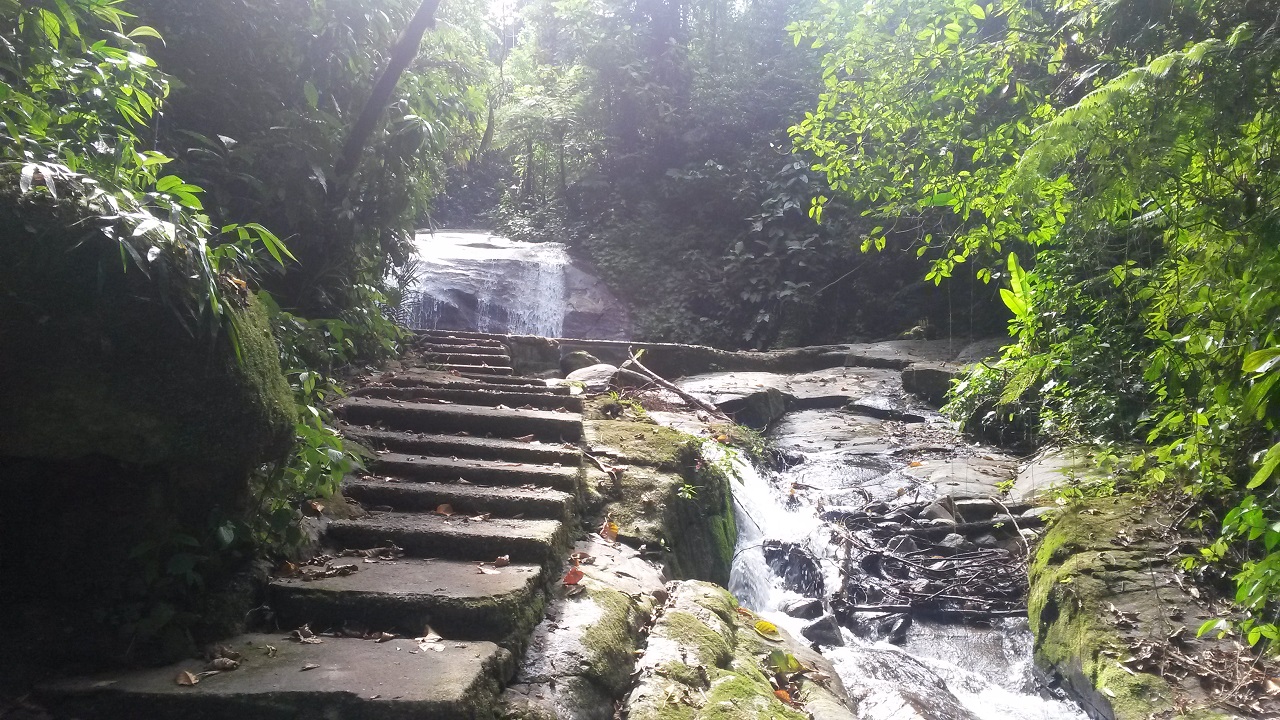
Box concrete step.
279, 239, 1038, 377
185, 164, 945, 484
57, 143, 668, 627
449, 365, 514, 376
341, 426, 580, 465
327, 513, 564, 564
339, 397, 582, 442
457, 371, 551, 383
416, 330, 511, 343
344, 478, 574, 520
270, 557, 546, 641
40, 633, 509, 720
369, 454, 578, 492
417, 342, 509, 356
361, 377, 569, 395
421, 352, 514, 368
349, 386, 583, 412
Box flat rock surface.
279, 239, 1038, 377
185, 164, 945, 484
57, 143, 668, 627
271, 556, 541, 600
44, 634, 508, 719
329, 512, 562, 563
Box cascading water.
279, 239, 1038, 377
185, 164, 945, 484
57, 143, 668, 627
717, 441, 1088, 720
400, 231, 571, 337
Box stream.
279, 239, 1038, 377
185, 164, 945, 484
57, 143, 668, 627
714, 403, 1089, 720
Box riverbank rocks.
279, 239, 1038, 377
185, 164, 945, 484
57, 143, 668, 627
1028, 496, 1243, 719
503, 538, 665, 720
900, 361, 960, 405
562, 350, 603, 375
584, 419, 737, 585
625, 581, 854, 720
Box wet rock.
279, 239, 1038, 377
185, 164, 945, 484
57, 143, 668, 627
762, 540, 825, 597
920, 499, 956, 523
781, 597, 824, 620
900, 361, 960, 406
937, 533, 975, 552
845, 393, 928, 422
885, 535, 919, 554
972, 533, 1001, 549
801, 613, 845, 647
560, 350, 602, 375
565, 363, 619, 391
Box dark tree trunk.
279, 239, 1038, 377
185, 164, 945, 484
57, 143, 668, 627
334, 0, 443, 186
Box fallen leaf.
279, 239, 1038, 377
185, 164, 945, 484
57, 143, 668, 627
477, 565, 500, 575
300, 663, 320, 672
373, 632, 396, 643
175, 671, 200, 686
494, 555, 510, 567
774, 688, 793, 705
563, 566, 585, 585
753, 619, 782, 641
599, 519, 619, 542
205, 657, 239, 671
735, 607, 755, 620
434, 504, 455, 516
514, 434, 536, 442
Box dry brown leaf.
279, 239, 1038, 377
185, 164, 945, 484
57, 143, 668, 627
434, 504, 455, 516
175, 671, 200, 686
300, 663, 320, 672
563, 566, 584, 585
205, 657, 239, 671
477, 565, 501, 575
494, 555, 511, 567
373, 632, 396, 643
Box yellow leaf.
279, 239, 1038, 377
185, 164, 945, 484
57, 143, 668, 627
753, 619, 782, 640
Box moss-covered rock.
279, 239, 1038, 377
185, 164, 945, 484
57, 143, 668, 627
586, 420, 736, 584
625, 581, 851, 720
1028, 496, 1236, 720
0, 189, 295, 515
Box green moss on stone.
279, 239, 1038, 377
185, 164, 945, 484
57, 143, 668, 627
662, 611, 733, 668
1028, 497, 1200, 720
581, 587, 645, 695
699, 673, 807, 720
585, 420, 692, 469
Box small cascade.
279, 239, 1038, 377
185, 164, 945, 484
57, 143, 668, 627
401, 231, 570, 337
719, 439, 1088, 720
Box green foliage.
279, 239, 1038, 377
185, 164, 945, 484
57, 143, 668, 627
793, 0, 1280, 644
478, 0, 997, 348
124, 0, 491, 317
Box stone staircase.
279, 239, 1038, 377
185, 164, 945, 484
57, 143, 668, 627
41, 332, 584, 720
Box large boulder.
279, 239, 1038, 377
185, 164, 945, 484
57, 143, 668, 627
0, 190, 295, 512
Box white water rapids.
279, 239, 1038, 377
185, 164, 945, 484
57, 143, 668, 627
716, 444, 1088, 720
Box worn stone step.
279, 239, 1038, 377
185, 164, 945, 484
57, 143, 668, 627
417, 342, 509, 356
270, 557, 546, 642
416, 330, 510, 343
450, 365, 514, 376
40, 633, 509, 720
348, 386, 583, 412
341, 426, 580, 465
457, 370, 553, 383
369, 454, 577, 492
327, 513, 564, 564
362, 377, 569, 395
339, 397, 582, 442
421, 352, 514, 367
344, 478, 574, 520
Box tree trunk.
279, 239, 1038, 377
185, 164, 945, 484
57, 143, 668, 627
334, 0, 443, 186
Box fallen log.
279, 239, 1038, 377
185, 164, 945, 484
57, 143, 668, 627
621, 350, 730, 421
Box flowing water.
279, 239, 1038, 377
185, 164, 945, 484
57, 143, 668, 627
400, 231, 571, 337
718, 443, 1088, 720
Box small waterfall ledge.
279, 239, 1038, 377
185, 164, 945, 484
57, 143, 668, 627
399, 230, 632, 340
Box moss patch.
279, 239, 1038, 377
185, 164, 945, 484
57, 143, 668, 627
1029, 496, 1234, 720
585, 420, 691, 470
581, 587, 648, 695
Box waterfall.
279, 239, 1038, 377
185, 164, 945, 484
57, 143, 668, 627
402, 231, 570, 337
